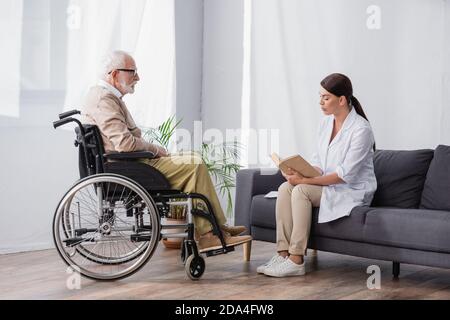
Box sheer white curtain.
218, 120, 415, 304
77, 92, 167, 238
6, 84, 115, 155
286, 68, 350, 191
125, 0, 176, 128
247, 0, 450, 167
0, 0, 23, 118
64, 0, 175, 128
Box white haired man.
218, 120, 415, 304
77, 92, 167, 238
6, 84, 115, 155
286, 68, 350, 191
82, 50, 251, 252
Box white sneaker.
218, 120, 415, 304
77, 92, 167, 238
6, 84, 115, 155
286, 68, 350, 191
264, 258, 306, 277
256, 255, 286, 274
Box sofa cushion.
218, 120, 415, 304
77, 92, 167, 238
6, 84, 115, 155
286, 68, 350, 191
371, 149, 434, 208
420, 145, 450, 211
364, 208, 450, 253
250, 195, 372, 243
311, 206, 373, 242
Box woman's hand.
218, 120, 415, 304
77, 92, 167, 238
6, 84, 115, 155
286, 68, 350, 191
282, 167, 308, 186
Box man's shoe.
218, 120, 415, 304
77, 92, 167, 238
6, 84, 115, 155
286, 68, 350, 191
198, 231, 252, 253
256, 255, 287, 274
220, 224, 247, 236
194, 225, 247, 242
264, 258, 306, 277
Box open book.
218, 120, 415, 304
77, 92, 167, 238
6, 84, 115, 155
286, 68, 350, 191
271, 152, 321, 178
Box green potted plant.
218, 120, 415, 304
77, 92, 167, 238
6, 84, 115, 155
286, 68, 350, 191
142, 116, 243, 248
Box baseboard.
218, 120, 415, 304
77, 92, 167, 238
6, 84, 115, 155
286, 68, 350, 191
0, 242, 54, 255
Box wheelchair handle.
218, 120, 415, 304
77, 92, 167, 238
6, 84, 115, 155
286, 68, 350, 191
53, 118, 73, 128
53, 117, 85, 135
59, 109, 81, 120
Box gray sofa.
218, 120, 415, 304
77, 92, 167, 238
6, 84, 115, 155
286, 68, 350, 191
235, 145, 450, 277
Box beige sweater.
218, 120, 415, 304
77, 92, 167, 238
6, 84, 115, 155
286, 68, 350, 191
82, 86, 157, 153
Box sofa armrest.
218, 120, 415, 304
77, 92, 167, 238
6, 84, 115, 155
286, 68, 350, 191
234, 168, 285, 234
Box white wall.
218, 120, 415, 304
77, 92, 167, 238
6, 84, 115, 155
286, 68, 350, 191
0, 0, 77, 254
174, 0, 203, 133
202, 0, 243, 132
0, 98, 79, 254
441, 0, 450, 141
201, 0, 244, 222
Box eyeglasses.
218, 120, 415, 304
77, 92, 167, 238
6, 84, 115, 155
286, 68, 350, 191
108, 69, 138, 77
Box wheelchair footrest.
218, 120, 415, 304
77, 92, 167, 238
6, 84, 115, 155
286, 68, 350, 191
75, 228, 97, 236
204, 246, 235, 257
130, 233, 152, 242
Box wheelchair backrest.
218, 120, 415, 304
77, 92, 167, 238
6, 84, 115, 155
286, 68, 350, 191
75, 125, 106, 178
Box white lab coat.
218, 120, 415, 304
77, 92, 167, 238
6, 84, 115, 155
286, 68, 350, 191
310, 106, 377, 223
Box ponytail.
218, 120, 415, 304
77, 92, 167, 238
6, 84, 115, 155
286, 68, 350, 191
350, 96, 376, 152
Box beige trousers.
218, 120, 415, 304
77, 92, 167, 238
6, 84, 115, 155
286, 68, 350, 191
141, 151, 227, 235
276, 182, 323, 255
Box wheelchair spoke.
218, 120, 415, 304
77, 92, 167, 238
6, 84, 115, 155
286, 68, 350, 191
68, 205, 98, 223
113, 183, 127, 207
121, 191, 140, 211
113, 214, 139, 228
115, 230, 140, 250
78, 188, 96, 210
78, 190, 101, 216
119, 185, 132, 202
66, 205, 98, 226
105, 182, 111, 202
83, 187, 101, 215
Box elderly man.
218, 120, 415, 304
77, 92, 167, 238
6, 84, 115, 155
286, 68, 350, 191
82, 50, 251, 252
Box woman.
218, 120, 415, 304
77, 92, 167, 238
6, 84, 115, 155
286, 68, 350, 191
258, 73, 377, 277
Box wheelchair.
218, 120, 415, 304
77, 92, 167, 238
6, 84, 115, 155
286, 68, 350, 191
52, 110, 240, 281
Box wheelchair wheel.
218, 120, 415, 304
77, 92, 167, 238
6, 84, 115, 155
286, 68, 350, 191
185, 254, 205, 280
53, 173, 160, 281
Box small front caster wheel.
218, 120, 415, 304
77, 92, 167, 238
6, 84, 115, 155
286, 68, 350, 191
185, 254, 205, 280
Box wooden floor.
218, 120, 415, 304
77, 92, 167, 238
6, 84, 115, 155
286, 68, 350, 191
1, 240, 450, 300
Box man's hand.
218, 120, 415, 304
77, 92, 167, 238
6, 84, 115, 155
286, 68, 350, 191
157, 145, 169, 157
152, 145, 169, 157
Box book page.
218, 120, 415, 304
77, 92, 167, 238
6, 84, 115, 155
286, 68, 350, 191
264, 191, 278, 198
270, 153, 281, 167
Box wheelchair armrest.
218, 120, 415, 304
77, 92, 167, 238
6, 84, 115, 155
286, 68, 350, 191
104, 151, 157, 160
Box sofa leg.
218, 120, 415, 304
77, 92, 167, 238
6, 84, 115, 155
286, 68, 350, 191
305, 249, 318, 257
393, 262, 400, 279
243, 240, 252, 262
